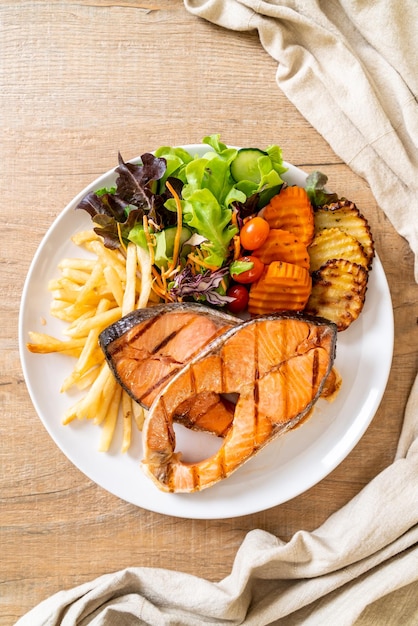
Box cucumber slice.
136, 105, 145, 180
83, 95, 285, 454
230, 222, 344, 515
230, 148, 268, 183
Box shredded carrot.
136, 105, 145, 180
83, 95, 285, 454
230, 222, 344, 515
164, 264, 181, 279
152, 283, 168, 301
187, 253, 218, 272
117, 222, 127, 253
185, 257, 197, 275
233, 235, 241, 260
163, 181, 183, 278
151, 266, 174, 302
151, 266, 165, 290
151, 268, 165, 299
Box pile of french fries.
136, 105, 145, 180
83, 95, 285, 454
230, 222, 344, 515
26, 230, 158, 452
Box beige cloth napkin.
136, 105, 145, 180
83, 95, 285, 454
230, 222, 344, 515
186, 0, 418, 283
17, 1, 418, 624
14, 376, 418, 624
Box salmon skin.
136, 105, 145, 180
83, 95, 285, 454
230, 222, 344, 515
142, 312, 337, 493
99, 303, 239, 435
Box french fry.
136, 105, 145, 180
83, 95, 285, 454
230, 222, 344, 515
122, 242, 138, 315
121, 390, 133, 453
28, 228, 159, 451
48, 277, 82, 301
64, 306, 122, 339
74, 366, 102, 391
87, 239, 127, 281
62, 397, 85, 425
98, 384, 122, 452
136, 245, 152, 309
60, 298, 112, 391
73, 262, 104, 305
78, 363, 112, 420
50, 302, 94, 323
104, 265, 124, 307
61, 267, 92, 285
132, 398, 146, 431
26, 332, 85, 355
58, 258, 96, 272
71, 229, 99, 246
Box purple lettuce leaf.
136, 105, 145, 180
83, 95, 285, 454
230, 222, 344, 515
169, 265, 234, 306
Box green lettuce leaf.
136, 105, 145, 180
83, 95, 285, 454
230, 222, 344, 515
229, 259, 253, 276
266, 144, 287, 176
182, 153, 245, 208
202, 133, 229, 153
182, 188, 238, 267
305, 171, 339, 207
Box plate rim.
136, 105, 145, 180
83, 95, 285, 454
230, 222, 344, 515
18, 144, 394, 519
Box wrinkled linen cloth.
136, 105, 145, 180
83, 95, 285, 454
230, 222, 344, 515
17, 2, 418, 625
14, 376, 418, 625
186, 0, 418, 283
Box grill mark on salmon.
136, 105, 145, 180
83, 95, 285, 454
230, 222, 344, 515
111, 314, 165, 358
312, 348, 319, 394
142, 313, 337, 493
253, 322, 260, 448
150, 314, 209, 356
99, 303, 240, 434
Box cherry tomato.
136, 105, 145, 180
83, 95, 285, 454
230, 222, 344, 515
226, 284, 249, 314
230, 256, 265, 284
240, 216, 270, 250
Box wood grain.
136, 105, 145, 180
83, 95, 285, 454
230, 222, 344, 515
1, 1, 417, 623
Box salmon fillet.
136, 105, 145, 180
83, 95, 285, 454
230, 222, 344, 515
99, 303, 239, 435
142, 313, 337, 492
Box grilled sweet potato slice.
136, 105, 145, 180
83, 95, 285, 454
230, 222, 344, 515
248, 261, 312, 315
252, 228, 310, 269
262, 186, 314, 246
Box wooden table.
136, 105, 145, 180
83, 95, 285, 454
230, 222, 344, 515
2, 2, 417, 623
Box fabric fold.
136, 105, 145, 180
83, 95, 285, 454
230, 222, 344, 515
184, 0, 418, 281
15, 371, 418, 625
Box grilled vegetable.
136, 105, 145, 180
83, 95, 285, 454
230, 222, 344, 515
304, 259, 369, 331
308, 227, 369, 272
252, 228, 310, 269
313, 199, 375, 267
248, 261, 312, 315
262, 186, 315, 246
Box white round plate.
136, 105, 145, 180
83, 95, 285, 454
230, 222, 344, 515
19, 145, 394, 519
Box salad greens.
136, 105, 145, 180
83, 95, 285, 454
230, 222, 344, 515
75, 134, 337, 307
305, 171, 338, 207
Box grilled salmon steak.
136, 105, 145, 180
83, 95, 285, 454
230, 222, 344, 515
99, 303, 239, 436
142, 313, 337, 492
